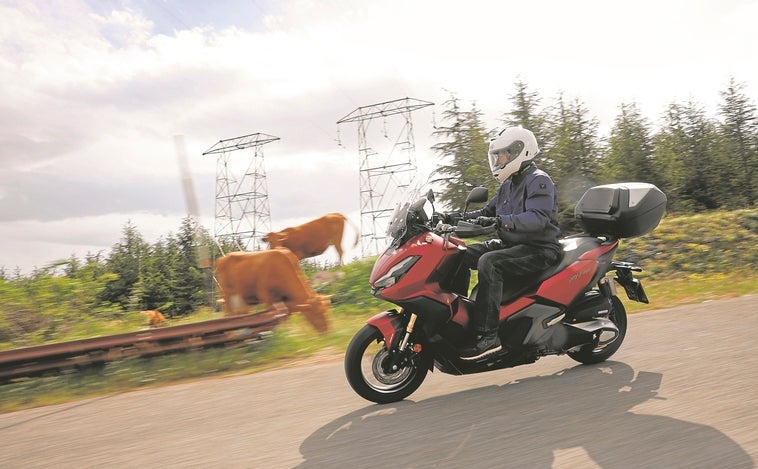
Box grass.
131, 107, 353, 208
0, 306, 370, 413
624, 271, 758, 313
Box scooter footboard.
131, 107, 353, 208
367, 309, 405, 350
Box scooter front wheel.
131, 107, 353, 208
344, 325, 428, 404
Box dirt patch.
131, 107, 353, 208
0, 309, 49, 342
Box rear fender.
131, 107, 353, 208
366, 309, 405, 349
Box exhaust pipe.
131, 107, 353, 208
568, 318, 619, 350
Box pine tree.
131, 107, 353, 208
501, 78, 549, 145
546, 95, 601, 183
431, 93, 495, 209
173, 217, 205, 316
542, 94, 601, 232
99, 221, 149, 308
137, 238, 173, 313
717, 77, 757, 207
654, 101, 720, 211
602, 102, 658, 185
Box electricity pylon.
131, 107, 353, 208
338, 97, 433, 256
203, 133, 279, 252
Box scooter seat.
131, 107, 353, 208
540, 236, 603, 280
497, 237, 602, 304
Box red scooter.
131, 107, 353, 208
344, 183, 667, 404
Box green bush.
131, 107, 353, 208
617, 209, 758, 276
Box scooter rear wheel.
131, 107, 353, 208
568, 295, 628, 364
344, 325, 428, 404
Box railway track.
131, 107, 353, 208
0, 312, 284, 382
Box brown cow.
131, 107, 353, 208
263, 213, 359, 264
214, 248, 330, 333
140, 310, 166, 328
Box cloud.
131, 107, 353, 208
266, 162, 359, 220
1, 0, 756, 274
0, 211, 200, 271
0, 166, 192, 222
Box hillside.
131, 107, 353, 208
2, 208, 757, 352
2, 208, 757, 412
615, 209, 758, 277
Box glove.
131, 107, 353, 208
483, 238, 505, 250
442, 212, 463, 225
473, 216, 501, 227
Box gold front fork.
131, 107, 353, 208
397, 312, 418, 351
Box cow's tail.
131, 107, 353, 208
343, 215, 361, 248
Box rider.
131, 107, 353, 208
447, 126, 562, 360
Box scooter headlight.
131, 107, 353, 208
373, 256, 420, 289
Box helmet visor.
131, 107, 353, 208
490, 140, 524, 170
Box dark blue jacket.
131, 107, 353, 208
465, 163, 561, 250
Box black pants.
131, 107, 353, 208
462, 240, 560, 335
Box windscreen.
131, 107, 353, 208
386, 201, 411, 240
385, 196, 433, 242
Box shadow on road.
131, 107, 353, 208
298, 362, 753, 468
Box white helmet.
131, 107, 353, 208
488, 126, 540, 183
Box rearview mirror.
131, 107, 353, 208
466, 187, 488, 204
464, 187, 488, 213
426, 189, 435, 203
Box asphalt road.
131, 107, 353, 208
2, 295, 757, 468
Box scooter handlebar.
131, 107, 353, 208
435, 220, 497, 238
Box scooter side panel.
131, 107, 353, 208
499, 297, 536, 322
536, 259, 599, 305
536, 242, 618, 305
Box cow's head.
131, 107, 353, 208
263, 232, 287, 248
295, 295, 331, 334
139, 310, 166, 327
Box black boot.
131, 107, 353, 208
459, 331, 502, 361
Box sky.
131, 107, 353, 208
1, 0, 757, 274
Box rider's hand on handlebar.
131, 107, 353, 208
473, 216, 501, 228
442, 212, 463, 225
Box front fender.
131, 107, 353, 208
366, 309, 405, 350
